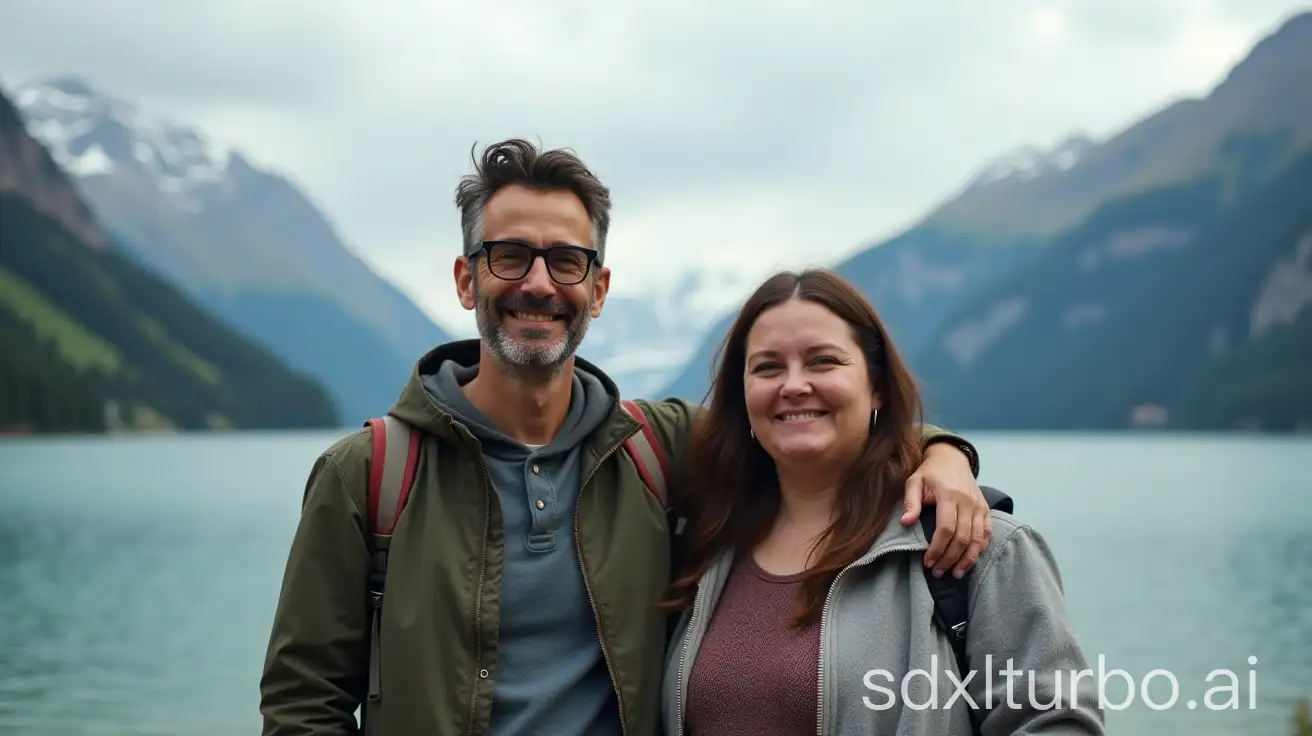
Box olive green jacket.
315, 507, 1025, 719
259, 340, 977, 735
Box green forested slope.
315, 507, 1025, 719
0, 193, 339, 433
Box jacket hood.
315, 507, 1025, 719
384, 339, 626, 443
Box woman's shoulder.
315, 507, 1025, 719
969, 509, 1067, 594
983, 508, 1029, 544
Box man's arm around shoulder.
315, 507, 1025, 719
920, 423, 980, 478
260, 434, 373, 735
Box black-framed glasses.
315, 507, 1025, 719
473, 240, 598, 285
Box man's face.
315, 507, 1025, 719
455, 183, 610, 376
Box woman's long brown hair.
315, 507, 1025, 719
662, 268, 926, 628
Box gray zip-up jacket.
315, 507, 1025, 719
661, 510, 1106, 735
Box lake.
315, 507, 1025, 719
0, 431, 1308, 735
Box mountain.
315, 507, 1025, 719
657, 10, 1312, 431
915, 149, 1312, 431
12, 77, 452, 425
0, 88, 337, 433
926, 11, 1312, 240
578, 269, 733, 397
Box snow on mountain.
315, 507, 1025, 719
11, 73, 460, 424
967, 133, 1096, 188
15, 75, 237, 213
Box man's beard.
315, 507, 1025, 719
473, 281, 593, 378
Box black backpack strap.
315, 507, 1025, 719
920, 485, 1013, 678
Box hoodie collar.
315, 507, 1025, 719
383, 339, 633, 448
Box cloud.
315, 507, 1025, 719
1, 0, 1307, 333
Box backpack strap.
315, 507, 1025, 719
619, 399, 671, 510
619, 398, 689, 649
362, 415, 422, 705
920, 485, 1013, 684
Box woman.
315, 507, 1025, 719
660, 269, 1104, 735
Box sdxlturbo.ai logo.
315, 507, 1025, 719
862, 655, 1259, 712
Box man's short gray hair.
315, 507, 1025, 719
454, 138, 612, 265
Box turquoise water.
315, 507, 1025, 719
0, 431, 1308, 735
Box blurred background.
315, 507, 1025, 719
1, 1, 1309, 734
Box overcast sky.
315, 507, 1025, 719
1, 0, 1307, 334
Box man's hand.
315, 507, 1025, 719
901, 442, 992, 579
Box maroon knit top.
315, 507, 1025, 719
684, 552, 821, 735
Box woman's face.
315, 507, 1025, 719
743, 298, 880, 471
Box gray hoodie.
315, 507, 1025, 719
661, 510, 1106, 735
422, 357, 621, 736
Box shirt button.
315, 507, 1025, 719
535, 500, 545, 510
532, 464, 540, 474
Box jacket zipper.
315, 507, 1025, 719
814, 543, 923, 736
674, 568, 709, 736
574, 426, 642, 736
455, 421, 494, 736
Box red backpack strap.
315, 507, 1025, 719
620, 399, 671, 508
365, 415, 422, 535
361, 414, 422, 706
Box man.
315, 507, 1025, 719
259, 139, 994, 735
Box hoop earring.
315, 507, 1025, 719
750, 427, 756, 439
870, 409, 878, 429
